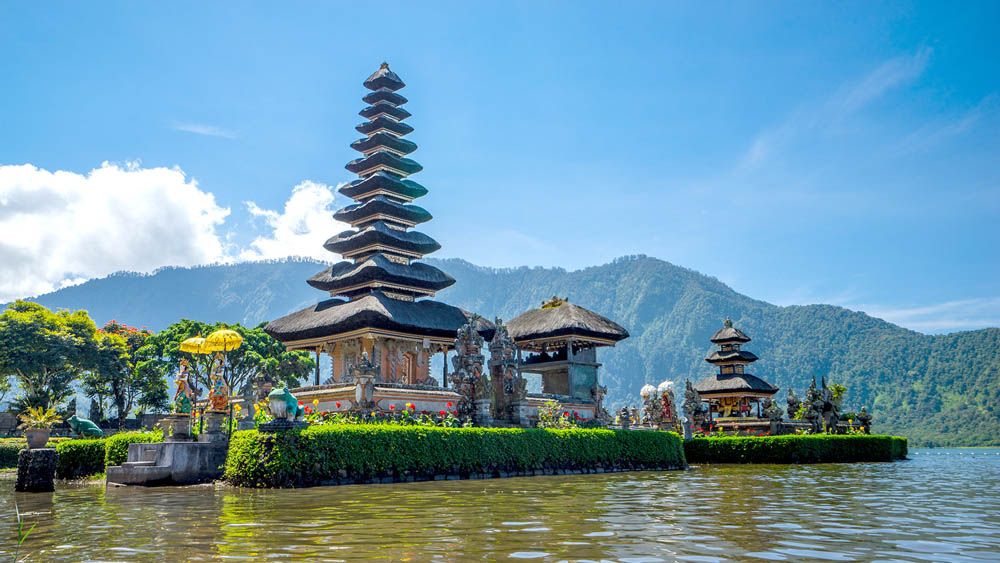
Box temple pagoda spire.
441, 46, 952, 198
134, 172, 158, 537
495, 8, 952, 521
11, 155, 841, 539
308, 62, 455, 301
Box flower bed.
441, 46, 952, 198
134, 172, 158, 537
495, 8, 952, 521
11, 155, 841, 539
684, 434, 908, 464
225, 425, 687, 488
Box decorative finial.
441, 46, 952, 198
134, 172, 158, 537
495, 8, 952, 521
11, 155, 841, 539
723, 318, 733, 328
380, 61, 389, 70
542, 296, 568, 309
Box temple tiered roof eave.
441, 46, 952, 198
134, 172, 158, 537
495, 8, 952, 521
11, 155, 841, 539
693, 373, 779, 396
356, 117, 414, 137
346, 152, 423, 177
507, 300, 630, 346
705, 349, 759, 364
364, 63, 405, 91
339, 172, 428, 202
333, 196, 431, 227
307, 254, 455, 297
324, 221, 442, 258
351, 133, 418, 156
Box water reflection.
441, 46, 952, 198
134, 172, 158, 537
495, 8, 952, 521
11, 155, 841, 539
1, 449, 998, 561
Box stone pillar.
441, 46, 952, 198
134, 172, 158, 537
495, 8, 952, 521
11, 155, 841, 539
199, 411, 228, 443
15, 448, 56, 492
441, 347, 449, 389
332, 342, 343, 383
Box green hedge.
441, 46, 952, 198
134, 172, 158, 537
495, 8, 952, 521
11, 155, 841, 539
226, 425, 687, 488
684, 435, 908, 464
55, 439, 107, 479
0, 442, 20, 469
104, 430, 162, 467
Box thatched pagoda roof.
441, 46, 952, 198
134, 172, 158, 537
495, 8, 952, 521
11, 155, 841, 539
266, 291, 492, 343
710, 318, 751, 344
506, 297, 629, 344
364, 62, 405, 91
705, 349, 759, 364
307, 254, 454, 297
693, 374, 778, 396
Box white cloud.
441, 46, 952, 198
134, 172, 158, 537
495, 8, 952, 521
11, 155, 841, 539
0, 162, 230, 301
858, 298, 1000, 333
239, 180, 348, 262
170, 122, 237, 139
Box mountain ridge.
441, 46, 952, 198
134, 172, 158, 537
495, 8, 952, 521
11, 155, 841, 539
25, 255, 1000, 446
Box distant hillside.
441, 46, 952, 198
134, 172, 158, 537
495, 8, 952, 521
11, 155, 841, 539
30, 256, 1000, 447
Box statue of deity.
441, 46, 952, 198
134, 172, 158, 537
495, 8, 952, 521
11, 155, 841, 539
682, 380, 708, 429
804, 378, 823, 433
786, 388, 801, 421
761, 397, 783, 421
173, 376, 194, 414
857, 406, 873, 434
207, 353, 229, 411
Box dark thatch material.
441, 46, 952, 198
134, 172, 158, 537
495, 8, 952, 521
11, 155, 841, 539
324, 221, 441, 257
346, 152, 422, 177
705, 349, 759, 364
351, 132, 417, 156
359, 103, 411, 121
333, 196, 431, 227
356, 116, 413, 137
363, 89, 407, 107
266, 291, 491, 342
693, 374, 778, 396
364, 63, 405, 91
507, 300, 629, 344
307, 254, 455, 296
339, 172, 427, 201
710, 321, 751, 344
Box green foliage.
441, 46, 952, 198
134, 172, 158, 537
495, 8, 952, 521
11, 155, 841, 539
104, 430, 162, 467
0, 300, 99, 409
225, 425, 686, 488
0, 441, 21, 468
536, 399, 578, 428
83, 320, 166, 427
55, 439, 107, 479
17, 406, 61, 429
140, 319, 315, 404
684, 434, 908, 464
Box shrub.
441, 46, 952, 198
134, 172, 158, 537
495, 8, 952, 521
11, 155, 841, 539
684, 434, 908, 464
0, 442, 21, 469
104, 430, 162, 467
225, 425, 687, 488
55, 439, 107, 479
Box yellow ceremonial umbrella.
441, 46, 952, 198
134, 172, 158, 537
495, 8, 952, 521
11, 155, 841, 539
179, 336, 208, 355
204, 329, 243, 352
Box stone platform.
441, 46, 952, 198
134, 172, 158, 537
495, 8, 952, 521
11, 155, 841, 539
106, 440, 228, 486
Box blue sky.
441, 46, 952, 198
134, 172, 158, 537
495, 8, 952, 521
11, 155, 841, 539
1, 1, 998, 333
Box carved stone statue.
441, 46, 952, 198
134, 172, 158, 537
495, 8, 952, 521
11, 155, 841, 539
351, 352, 378, 410
267, 387, 304, 420
489, 318, 524, 422
804, 378, 824, 433
173, 376, 194, 414
682, 380, 708, 430
640, 380, 679, 430
66, 415, 104, 438
761, 397, 783, 421
819, 376, 841, 433
451, 319, 486, 419
857, 406, 873, 434
786, 388, 801, 421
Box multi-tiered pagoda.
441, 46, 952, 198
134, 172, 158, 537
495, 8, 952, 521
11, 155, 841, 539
693, 319, 778, 431
267, 63, 485, 401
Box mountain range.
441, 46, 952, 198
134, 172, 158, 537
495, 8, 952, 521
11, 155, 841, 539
29, 256, 1000, 447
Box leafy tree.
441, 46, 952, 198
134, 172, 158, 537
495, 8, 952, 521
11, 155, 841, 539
82, 321, 168, 428
0, 375, 11, 408
140, 319, 314, 406
0, 301, 98, 410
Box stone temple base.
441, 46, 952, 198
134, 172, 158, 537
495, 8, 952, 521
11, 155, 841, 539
106, 441, 228, 486
16, 448, 56, 492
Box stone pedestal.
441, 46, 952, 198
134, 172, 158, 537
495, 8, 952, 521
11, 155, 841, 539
474, 399, 493, 427
15, 448, 56, 492
162, 414, 193, 442
199, 411, 229, 443
237, 417, 256, 431
258, 419, 307, 433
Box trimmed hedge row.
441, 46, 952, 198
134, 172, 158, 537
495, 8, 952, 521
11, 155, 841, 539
105, 430, 162, 467
0, 442, 20, 469
684, 435, 908, 464
55, 439, 107, 479
225, 425, 687, 488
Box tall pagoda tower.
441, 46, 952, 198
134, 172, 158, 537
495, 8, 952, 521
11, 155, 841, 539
267, 63, 481, 388
693, 319, 778, 428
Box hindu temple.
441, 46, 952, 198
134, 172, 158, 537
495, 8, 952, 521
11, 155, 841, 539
265, 64, 629, 426
691, 319, 778, 432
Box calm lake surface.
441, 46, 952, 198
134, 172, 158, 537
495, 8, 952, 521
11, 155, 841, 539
1, 448, 998, 562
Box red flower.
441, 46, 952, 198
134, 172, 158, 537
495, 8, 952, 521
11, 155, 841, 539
439, 410, 447, 416
563, 412, 569, 417
446, 402, 453, 408
335, 401, 342, 408
389, 404, 396, 411
450, 410, 457, 416
304, 405, 313, 414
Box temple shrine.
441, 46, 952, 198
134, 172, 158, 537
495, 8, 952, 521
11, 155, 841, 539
265, 64, 629, 425
691, 319, 778, 433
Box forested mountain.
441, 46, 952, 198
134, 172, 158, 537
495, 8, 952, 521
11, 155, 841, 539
29, 256, 1000, 446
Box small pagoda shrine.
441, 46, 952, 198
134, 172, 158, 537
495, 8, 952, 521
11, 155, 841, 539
692, 319, 778, 433
506, 297, 630, 421
266, 63, 490, 414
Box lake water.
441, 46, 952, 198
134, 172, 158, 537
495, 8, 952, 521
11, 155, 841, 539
1, 448, 998, 561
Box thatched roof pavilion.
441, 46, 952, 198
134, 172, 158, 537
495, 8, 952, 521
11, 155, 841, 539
694, 319, 778, 425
